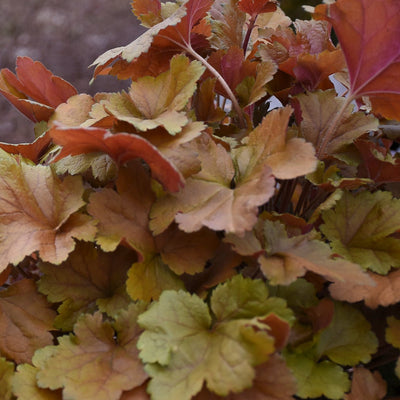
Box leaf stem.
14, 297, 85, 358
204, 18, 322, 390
184, 44, 247, 129
242, 16, 257, 55
317, 95, 354, 158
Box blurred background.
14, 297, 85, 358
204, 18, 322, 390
0, 0, 318, 144
0, 0, 144, 143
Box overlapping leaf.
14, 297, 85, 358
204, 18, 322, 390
226, 219, 373, 286
12, 364, 62, 400
0, 57, 77, 122
38, 242, 135, 330
137, 276, 291, 400
295, 90, 378, 157
329, 269, 400, 309
131, 0, 162, 27
0, 149, 96, 270
318, 0, 400, 120
0, 280, 56, 363
102, 55, 205, 134
49, 124, 184, 192
285, 353, 350, 400
321, 190, 400, 273
0, 357, 14, 400
238, 106, 317, 179
192, 354, 297, 400
91, 0, 212, 81
315, 302, 378, 366
150, 134, 275, 235
344, 367, 387, 400
34, 307, 148, 400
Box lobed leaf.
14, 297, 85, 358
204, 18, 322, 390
0, 149, 96, 270
285, 353, 350, 400
0, 280, 56, 364
150, 135, 275, 235
295, 90, 378, 157
12, 364, 62, 400
315, 302, 378, 366
329, 269, 400, 309
0, 357, 14, 400
344, 367, 386, 400
321, 190, 400, 273
38, 242, 135, 330
138, 276, 290, 400
34, 307, 148, 400
103, 55, 205, 135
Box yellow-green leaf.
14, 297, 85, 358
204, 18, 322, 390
0, 357, 13, 400
321, 190, 400, 273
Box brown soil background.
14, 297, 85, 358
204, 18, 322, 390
0, 0, 145, 143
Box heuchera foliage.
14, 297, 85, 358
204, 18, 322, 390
0, 0, 400, 398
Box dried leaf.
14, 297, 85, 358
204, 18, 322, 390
34, 307, 148, 400
0, 149, 96, 270
0, 280, 56, 363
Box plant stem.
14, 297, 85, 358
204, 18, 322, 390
242, 16, 257, 55
184, 44, 247, 129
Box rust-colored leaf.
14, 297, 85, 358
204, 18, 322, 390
0, 57, 77, 122
320, 0, 400, 120
49, 124, 184, 192
238, 0, 277, 17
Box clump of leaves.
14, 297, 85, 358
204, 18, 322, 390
0, 0, 400, 399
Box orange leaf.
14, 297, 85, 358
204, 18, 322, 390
329, 269, 400, 309
91, 0, 212, 81
0, 131, 52, 164
0, 279, 56, 363
0, 57, 77, 122
49, 124, 184, 192
322, 0, 400, 120
131, 0, 162, 26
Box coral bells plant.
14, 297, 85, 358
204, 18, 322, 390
1, 0, 400, 398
